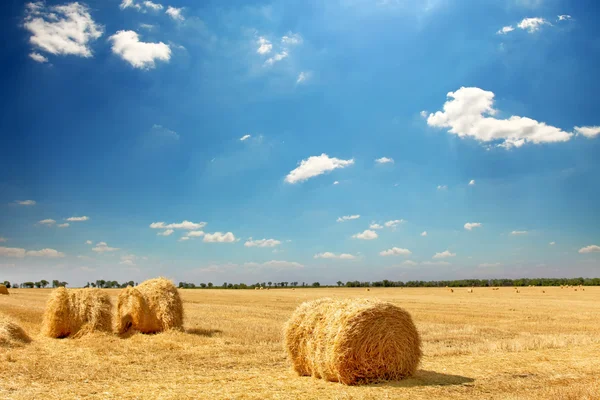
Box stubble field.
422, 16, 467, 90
1, 287, 599, 399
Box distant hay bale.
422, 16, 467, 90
0, 284, 8, 295
0, 314, 31, 347
365, 288, 370, 292
467, 288, 473, 293
254, 287, 259, 290
260, 287, 264, 290
41, 287, 113, 338
284, 298, 422, 385
116, 277, 183, 334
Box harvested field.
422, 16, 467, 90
1, 287, 599, 399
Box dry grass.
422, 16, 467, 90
116, 277, 183, 334
0, 314, 31, 348
1, 287, 599, 399
284, 298, 421, 384
41, 287, 113, 338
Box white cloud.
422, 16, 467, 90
178, 236, 189, 241
422, 261, 451, 266
469, 179, 476, 186
464, 222, 482, 231
285, 153, 354, 184
119, 254, 137, 266
511, 230, 528, 235
281, 33, 303, 45
185, 231, 205, 237
24, 2, 103, 58
421, 231, 427, 237
92, 242, 119, 253
245, 260, 304, 270
165, 6, 184, 21
314, 252, 356, 260
352, 230, 378, 240
66, 216, 89, 222
433, 250, 456, 259
203, 232, 236, 243
579, 245, 600, 254
143, 1, 163, 10
426, 87, 574, 148
384, 219, 405, 228
109, 30, 171, 69
375, 157, 394, 164
297, 71, 311, 84
333, 181, 339, 185
265, 50, 288, 66
29, 52, 48, 63
379, 247, 412, 256
256, 36, 272, 54
518, 17, 550, 33
245, 238, 281, 248
240, 134, 251, 141
85, 240, 92, 245
150, 220, 206, 230
140, 23, 155, 30
16, 200, 36, 206
479, 262, 502, 268
420, 111, 428, 118
370, 223, 383, 230
120, 0, 140, 10
403, 260, 418, 266
157, 229, 174, 236
549, 241, 555, 245
437, 185, 448, 190
497, 25, 515, 35
26, 248, 65, 258
57, 223, 69, 228
39, 219, 56, 225
337, 215, 360, 223
557, 15, 572, 21
574, 126, 600, 139
0, 247, 26, 258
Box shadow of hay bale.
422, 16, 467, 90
185, 328, 223, 337
371, 370, 474, 387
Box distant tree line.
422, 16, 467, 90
4, 277, 600, 290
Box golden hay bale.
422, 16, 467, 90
0, 314, 32, 347
41, 287, 113, 338
116, 277, 183, 334
284, 298, 422, 385
365, 288, 370, 292
0, 284, 8, 295
467, 288, 473, 293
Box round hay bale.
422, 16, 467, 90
41, 287, 113, 338
0, 284, 9, 295
116, 277, 183, 334
284, 298, 422, 385
0, 314, 31, 347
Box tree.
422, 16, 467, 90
200, 283, 207, 288
23, 282, 34, 288
2, 281, 10, 289
312, 282, 320, 287
52, 280, 60, 288
40, 280, 49, 288
207, 282, 213, 288
336, 281, 343, 287
268, 282, 272, 287
34, 282, 41, 288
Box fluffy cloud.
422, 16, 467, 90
574, 126, 600, 139
150, 220, 206, 230
85, 240, 92, 245
244, 260, 304, 270
578, 245, 600, 254
57, 223, 69, 228
437, 185, 448, 190
352, 230, 378, 240
265, 51, 288, 66
496, 25, 515, 35
370, 223, 383, 230
464, 222, 482, 231
426, 87, 574, 149
384, 219, 405, 229
240, 134, 251, 141
469, 180, 476, 186
337, 215, 360, 223
379, 247, 412, 256
27, 248, 65, 258
16, 200, 36, 206
511, 230, 528, 235
143, 1, 163, 10
24, 2, 103, 58
157, 229, 174, 236
297, 71, 311, 84
0, 247, 26, 258
39, 219, 56, 225
549, 242, 555, 245
92, 242, 119, 253
433, 250, 456, 259
375, 157, 394, 164
29, 52, 48, 63
66, 216, 89, 222
558, 15, 572, 21
421, 231, 427, 236
109, 30, 171, 69
245, 238, 281, 247
281, 33, 303, 45
314, 252, 356, 260
203, 232, 236, 243
333, 181, 339, 185
285, 154, 354, 184
517, 17, 550, 32
166, 6, 184, 21
256, 37, 272, 54
120, 0, 140, 10
185, 231, 205, 237
403, 260, 418, 266
178, 237, 190, 241
119, 254, 137, 266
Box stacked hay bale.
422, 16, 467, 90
0, 314, 31, 347
0, 284, 9, 295
284, 298, 421, 385
41, 287, 113, 338
116, 277, 183, 334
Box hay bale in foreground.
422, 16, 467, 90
116, 277, 183, 334
41, 287, 113, 338
284, 298, 422, 385
0, 284, 8, 295
0, 314, 31, 347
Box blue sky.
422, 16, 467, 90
1, 0, 599, 286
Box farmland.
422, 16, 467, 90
1, 287, 599, 399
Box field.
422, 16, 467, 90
1, 287, 599, 399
